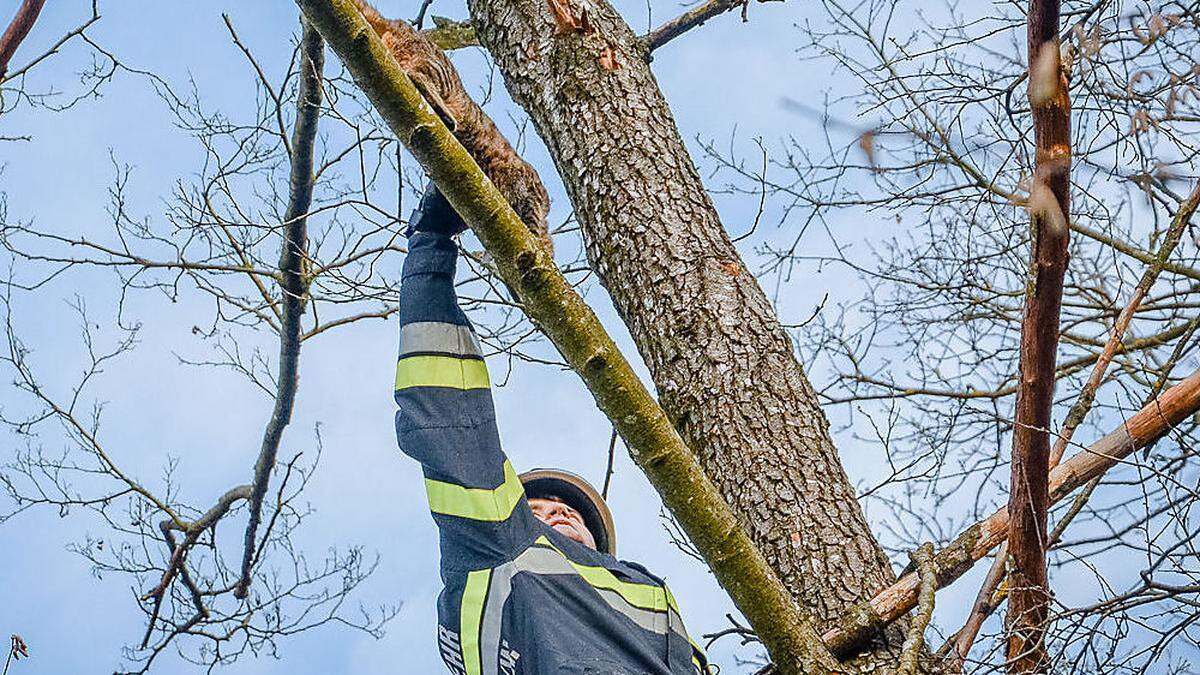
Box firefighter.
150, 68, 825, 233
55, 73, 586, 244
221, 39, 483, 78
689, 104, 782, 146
395, 181, 712, 675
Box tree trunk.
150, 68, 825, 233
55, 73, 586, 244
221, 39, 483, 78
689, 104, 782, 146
466, 0, 905, 666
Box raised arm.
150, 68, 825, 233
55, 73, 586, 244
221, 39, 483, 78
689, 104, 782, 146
394, 183, 537, 568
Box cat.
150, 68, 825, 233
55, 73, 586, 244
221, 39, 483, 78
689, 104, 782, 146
351, 0, 553, 255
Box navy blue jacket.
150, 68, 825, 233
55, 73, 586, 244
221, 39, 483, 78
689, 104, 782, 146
394, 230, 711, 674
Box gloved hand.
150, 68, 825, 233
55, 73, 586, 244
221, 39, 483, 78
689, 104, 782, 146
406, 180, 468, 238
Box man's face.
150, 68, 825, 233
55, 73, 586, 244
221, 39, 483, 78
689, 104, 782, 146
528, 496, 597, 550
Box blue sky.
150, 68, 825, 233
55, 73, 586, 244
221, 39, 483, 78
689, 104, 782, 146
2, 1, 1008, 673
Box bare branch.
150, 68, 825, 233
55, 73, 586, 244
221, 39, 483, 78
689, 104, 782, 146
643, 0, 777, 54
234, 17, 325, 600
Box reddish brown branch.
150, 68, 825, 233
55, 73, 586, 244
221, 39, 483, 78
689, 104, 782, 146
0, 0, 46, 79
642, 0, 778, 53
822, 368, 1200, 657
1006, 2, 1072, 668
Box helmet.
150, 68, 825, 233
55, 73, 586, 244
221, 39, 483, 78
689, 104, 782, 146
520, 468, 617, 556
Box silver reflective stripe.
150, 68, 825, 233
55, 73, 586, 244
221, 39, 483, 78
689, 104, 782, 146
592, 586, 669, 634
480, 562, 516, 675
669, 609, 688, 639
400, 321, 483, 357
521, 546, 693, 642
500, 548, 667, 636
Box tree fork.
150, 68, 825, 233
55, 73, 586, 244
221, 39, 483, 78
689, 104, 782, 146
293, 0, 838, 670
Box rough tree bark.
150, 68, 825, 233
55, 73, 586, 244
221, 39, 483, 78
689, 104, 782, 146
1007, 0, 1071, 669
464, 0, 905, 668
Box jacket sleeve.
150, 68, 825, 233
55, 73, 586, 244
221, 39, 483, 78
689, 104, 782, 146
394, 231, 539, 569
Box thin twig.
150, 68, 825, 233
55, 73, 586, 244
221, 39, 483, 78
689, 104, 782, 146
898, 543, 936, 675
601, 425, 618, 500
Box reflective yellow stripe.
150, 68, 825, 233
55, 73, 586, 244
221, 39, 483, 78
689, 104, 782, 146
425, 460, 524, 521
460, 569, 492, 675
537, 536, 667, 612
569, 562, 665, 610
395, 354, 490, 390
692, 655, 703, 674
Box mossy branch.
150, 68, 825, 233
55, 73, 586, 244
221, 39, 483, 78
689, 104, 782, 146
294, 0, 836, 671
422, 16, 477, 50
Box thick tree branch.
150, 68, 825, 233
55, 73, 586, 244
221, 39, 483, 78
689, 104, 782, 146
0, 0, 46, 79
643, 0, 773, 53
234, 19, 324, 600
822, 368, 1200, 656
1006, 5, 1072, 667
294, 0, 839, 670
